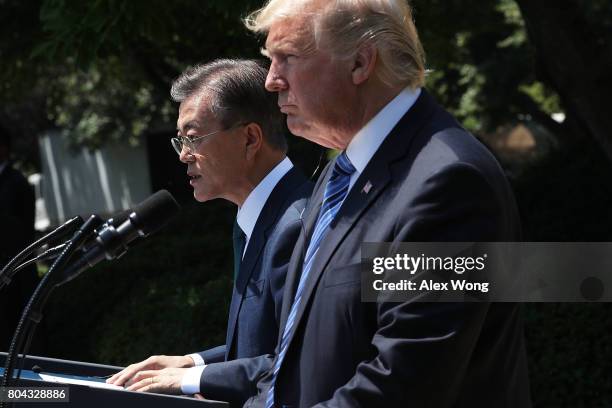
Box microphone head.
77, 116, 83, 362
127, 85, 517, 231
130, 190, 180, 236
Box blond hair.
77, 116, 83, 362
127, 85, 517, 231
244, 0, 426, 89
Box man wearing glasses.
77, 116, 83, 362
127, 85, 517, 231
107, 59, 312, 405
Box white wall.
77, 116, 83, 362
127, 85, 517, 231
38, 131, 152, 226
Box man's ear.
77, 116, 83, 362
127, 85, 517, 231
244, 122, 263, 160
352, 43, 377, 85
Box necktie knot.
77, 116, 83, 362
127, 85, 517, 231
333, 152, 356, 177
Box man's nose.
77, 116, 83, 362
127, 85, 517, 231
265, 62, 288, 92
179, 146, 193, 163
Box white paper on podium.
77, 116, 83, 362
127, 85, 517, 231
39, 373, 125, 391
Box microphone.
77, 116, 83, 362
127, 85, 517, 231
8, 209, 134, 275
55, 190, 180, 286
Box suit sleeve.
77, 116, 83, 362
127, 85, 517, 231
198, 345, 226, 364
314, 163, 508, 407
200, 354, 274, 406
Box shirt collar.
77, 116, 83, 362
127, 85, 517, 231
236, 156, 293, 242
346, 87, 421, 174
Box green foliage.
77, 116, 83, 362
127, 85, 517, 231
415, 0, 560, 134
46, 58, 174, 149
2, 0, 265, 150
1, 0, 566, 153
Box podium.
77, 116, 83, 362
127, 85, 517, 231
0, 353, 228, 407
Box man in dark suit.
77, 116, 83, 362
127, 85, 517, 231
0, 126, 37, 353
243, 1, 531, 407
107, 59, 312, 405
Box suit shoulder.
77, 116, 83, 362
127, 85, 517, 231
288, 180, 313, 211
276, 181, 312, 227
261, 172, 312, 235
2, 166, 29, 185
277, 170, 313, 214
410, 125, 506, 185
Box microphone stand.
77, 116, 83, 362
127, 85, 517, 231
0, 215, 103, 408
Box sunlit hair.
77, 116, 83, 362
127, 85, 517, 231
244, 0, 426, 89
170, 59, 287, 152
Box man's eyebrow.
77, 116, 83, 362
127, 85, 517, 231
176, 120, 200, 134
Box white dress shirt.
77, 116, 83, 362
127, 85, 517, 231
181, 157, 294, 394
345, 87, 421, 191
236, 156, 294, 255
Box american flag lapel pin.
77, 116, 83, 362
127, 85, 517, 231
362, 181, 373, 194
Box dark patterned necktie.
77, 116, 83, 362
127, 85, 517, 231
232, 220, 246, 281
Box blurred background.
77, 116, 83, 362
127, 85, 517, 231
1, 0, 611, 406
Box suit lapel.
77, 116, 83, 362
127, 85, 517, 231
225, 228, 267, 358
280, 90, 439, 352
225, 167, 305, 357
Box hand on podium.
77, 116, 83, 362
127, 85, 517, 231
106, 355, 195, 394
124, 367, 188, 394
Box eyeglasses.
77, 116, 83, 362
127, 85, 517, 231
171, 124, 245, 155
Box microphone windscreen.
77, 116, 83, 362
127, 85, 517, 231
131, 190, 180, 236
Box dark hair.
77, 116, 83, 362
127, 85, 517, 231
170, 59, 287, 152
0, 123, 11, 151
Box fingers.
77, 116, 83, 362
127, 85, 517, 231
125, 370, 158, 392
124, 368, 184, 395
107, 363, 145, 386
107, 355, 194, 386
107, 356, 159, 386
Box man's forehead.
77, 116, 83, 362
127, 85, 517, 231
177, 93, 214, 130
264, 16, 314, 52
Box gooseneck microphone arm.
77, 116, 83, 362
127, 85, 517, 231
5, 209, 134, 284
6, 243, 68, 276
0, 216, 83, 292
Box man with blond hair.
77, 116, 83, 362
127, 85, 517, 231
242, 0, 531, 407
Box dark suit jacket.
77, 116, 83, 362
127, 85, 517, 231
247, 90, 531, 407
197, 166, 313, 405
0, 163, 37, 352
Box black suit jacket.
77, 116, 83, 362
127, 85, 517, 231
0, 163, 37, 351
197, 166, 313, 406
247, 90, 531, 407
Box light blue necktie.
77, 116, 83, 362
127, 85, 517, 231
266, 152, 356, 408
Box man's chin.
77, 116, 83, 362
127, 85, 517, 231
193, 190, 211, 203
287, 116, 307, 135
288, 121, 321, 144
